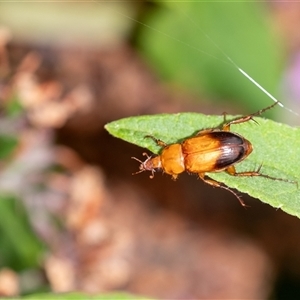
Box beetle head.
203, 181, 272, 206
131, 152, 161, 178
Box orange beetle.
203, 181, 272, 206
132, 102, 296, 206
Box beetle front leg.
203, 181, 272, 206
198, 173, 246, 207
144, 135, 167, 147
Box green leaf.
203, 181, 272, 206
105, 113, 300, 218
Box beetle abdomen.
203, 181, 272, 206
182, 131, 252, 173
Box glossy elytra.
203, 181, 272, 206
132, 102, 297, 206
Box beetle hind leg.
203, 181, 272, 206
226, 165, 298, 187
198, 173, 247, 207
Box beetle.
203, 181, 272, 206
132, 101, 297, 206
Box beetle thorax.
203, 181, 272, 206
160, 143, 185, 176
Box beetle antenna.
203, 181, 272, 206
132, 169, 145, 176
131, 157, 145, 176
131, 157, 143, 164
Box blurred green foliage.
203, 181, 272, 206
5, 95, 24, 117
0, 102, 44, 288
0, 196, 44, 271
0, 135, 18, 160
138, 1, 284, 113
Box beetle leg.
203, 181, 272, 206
171, 174, 178, 180
144, 135, 167, 147
222, 101, 279, 131
198, 172, 246, 207
225, 165, 298, 187
225, 165, 261, 177
222, 112, 227, 123
222, 115, 258, 131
